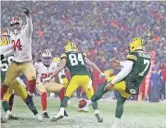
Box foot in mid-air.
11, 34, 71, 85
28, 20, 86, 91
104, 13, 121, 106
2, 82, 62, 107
42, 112, 49, 118
94, 109, 103, 123
51, 108, 64, 122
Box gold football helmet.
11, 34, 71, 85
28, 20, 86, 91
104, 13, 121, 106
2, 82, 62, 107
128, 38, 143, 52
65, 42, 77, 52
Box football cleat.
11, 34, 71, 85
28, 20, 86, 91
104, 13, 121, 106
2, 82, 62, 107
5, 110, 12, 120
51, 108, 64, 122
1, 117, 7, 123
64, 110, 68, 117
36, 114, 43, 122
95, 109, 103, 123
9, 115, 19, 120
42, 112, 49, 118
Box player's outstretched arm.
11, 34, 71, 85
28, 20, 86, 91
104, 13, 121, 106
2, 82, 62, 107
51, 58, 67, 79
85, 57, 104, 76
22, 7, 33, 37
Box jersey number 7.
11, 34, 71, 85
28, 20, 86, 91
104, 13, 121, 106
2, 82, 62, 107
139, 59, 150, 76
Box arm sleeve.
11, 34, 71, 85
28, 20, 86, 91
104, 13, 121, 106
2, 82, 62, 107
24, 16, 33, 37
1, 44, 14, 57
111, 60, 134, 85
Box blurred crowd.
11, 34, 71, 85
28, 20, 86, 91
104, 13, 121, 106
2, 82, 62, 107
1, 1, 166, 101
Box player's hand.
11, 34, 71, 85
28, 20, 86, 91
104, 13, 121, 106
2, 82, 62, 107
22, 7, 30, 16
110, 60, 120, 68
104, 82, 113, 91
99, 73, 106, 79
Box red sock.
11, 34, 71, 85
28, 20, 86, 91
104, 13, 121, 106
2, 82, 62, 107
1, 85, 9, 100
41, 92, 47, 111
59, 87, 65, 102
27, 79, 36, 94
9, 94, 15, 111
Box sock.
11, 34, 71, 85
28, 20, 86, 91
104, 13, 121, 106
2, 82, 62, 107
92, 101, 99, 110
60, 96, 70, 108
41, 92, 47, 111
1, 85, 9, 100
24, 95, 38, 115
27, 79, 36, 95
115, 94, 127, 118
91, 82, 108, 102
59, 87, 65, 102
9, 94, 15, 111
2, 101, 10, 112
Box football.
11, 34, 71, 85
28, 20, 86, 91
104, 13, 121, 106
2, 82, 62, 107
78, 99, 87, 108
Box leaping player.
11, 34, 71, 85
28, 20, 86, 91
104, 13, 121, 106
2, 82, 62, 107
1, 29, 42, 121
1, 7, 37, 103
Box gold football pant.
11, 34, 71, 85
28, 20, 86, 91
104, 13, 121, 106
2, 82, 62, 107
2, 62, 36, 95
107, 76, 131, 98
3, 78, 28, 101
36, 82, 64, 94
61, 78, 69, 88
3, 62, 36, 86
65, 75, 94, 99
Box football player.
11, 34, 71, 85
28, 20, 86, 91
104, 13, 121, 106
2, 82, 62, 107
50, 42, 105, 122
83, 38, 151, 128
1, 29, 42, 121
1, 7, 37, 102
35, 49, 67, 118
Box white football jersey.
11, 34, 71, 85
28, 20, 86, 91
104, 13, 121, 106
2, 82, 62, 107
9, 16, 33, 62
35, 62, 57, 83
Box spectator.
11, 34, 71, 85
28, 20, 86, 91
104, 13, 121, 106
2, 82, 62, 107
149, 67, 160, 102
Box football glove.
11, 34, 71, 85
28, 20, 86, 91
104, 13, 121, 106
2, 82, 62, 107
22, 7, 30, 15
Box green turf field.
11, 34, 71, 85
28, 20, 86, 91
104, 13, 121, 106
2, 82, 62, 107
1, 97, 166, 128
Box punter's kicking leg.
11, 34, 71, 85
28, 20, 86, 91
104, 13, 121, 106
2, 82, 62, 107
51, 76, 80, 122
